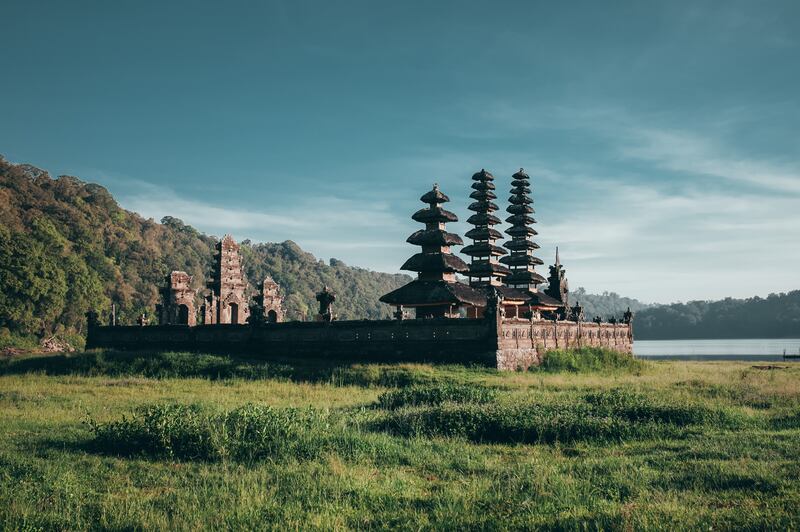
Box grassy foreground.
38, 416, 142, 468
0, 350, 799, 530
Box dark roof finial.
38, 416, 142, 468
555, 246, 560, 266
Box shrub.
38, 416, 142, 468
88, 403, 216, 460
88, 403, 330, 461
374, 389, 745, 444
377, 383, 497, 410
535, 347, 645, 373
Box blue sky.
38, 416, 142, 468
2, 0, 798, 303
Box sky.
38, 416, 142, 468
2, 0, 799, 304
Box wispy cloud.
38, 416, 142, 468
617, 127, 800, 194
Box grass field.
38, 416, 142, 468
1, 349, 799, 530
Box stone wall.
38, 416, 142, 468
87, 316, 633, 370
87, 318, 499, 366
495, 318, 634, 370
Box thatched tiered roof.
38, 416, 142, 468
462, 169, 511, 286
500, 169, 546, 289
380, 185, 484, 315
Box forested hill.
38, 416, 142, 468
634, 291, 800, 339
0, 156, 408, 347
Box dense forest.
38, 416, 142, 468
0, 157, 408, 348
2, 155, 798, 349
634, 291, 800, 339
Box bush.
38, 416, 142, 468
374, 389, 745, 444
377, 383, 497, 410
88, 403, 329, 461
535, 347, 645, 373
584, 388, 743, 427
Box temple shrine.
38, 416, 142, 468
379, 184, 485, 318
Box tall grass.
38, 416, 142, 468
377, 383, 497, 409
88, 403, 329, 461
535, 346, 646, 373
374, 387, 746, 444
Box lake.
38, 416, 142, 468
634, 338, 800, 361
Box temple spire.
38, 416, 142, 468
500, 168, 545, 291
462, 169, 511, 287
544, 247, 569, 308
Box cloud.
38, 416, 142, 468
617, 127, 800, 194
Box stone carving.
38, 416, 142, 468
569, 301, 584, 323
316, 285, 336, 323
623, 307, 634, 324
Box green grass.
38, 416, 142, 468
534, 346, 647, 373
1, 349, 799, 529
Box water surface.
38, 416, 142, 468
634, 338, 800, 361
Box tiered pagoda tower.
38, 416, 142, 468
500, 169, 545, 291
462, 169, 511, 287
380, 184, 485, 318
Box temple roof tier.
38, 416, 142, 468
420, 187, 450, 205
465, 227, 504, 241
412, 206, 459, 223
504, 225, 538, 237
499, 254, 545, 266
503, 240, 541, 251
468, 262, 512, 276
506, 204, 534, 215
510, 185, 531, 194
469, 189, 497, 201
406, 229, 464, 247
505, 270, 547, 285
379, 280, 487, 307
472, 169, 495, 181
467, 213, 502, 226
508, 195, 533, 205
512, 169, 530, 179
471, 181, 496, 191
400, 252, 469, 274
505, 214, 537, 225
511, 179, 530, 187
468, 200, 500, 213
527, 291, 564, 308
461, 242, 507, 257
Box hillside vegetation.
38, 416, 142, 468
0, 352, 798, 528
0, 156, 408, 347
635, 291, 800, 339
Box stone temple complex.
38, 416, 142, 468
88, 166, 634, 370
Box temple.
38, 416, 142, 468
89, 166, 634, 370
202, 235, 250, 324
250, 276, 284, 324
157, 271, 196, 325
379, 184, 485, 318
